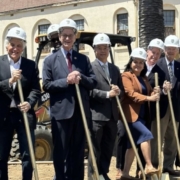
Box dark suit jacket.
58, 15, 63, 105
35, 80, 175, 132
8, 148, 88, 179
147, 64, 166, 120
121, 71, 153, 123
156, 57, 180, 121
90, 59, 122, 121
43, 49, 97, 120
0, 55, 41, 129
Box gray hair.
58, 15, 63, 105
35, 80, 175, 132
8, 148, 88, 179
58, 27, 77, 35
148, 46, 163, 53
5, 37, 26, 49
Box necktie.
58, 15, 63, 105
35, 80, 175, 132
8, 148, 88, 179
102, 64, 110, 80
66, 52, 72, 72
168, 62, 173, 83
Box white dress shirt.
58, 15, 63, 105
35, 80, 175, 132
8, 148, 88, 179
8, 55, 21, 107
146, 61, 155, 76
61, 47, 73, 65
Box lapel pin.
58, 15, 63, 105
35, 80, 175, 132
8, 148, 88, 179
74, 57, 77, 59
177, 68, 179, 70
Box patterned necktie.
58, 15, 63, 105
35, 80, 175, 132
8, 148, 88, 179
66, 52, 72, 72
168, 62, 173, 83
102, 64, 110, 80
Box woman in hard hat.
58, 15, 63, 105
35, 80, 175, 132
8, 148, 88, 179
120, 48, 160, 180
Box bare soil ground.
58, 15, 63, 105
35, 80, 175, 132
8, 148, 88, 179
8, 157, 136, 180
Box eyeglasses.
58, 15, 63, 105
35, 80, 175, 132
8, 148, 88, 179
61, 34, 74, 39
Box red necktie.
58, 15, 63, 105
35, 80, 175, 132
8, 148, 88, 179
66, 52, 72, 72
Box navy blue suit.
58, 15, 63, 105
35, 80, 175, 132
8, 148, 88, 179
157, 58, 180, 121
43, 49, 97, 180
147, 64, 166, 121
151, 57, 180, 168
0, 55, 41, 180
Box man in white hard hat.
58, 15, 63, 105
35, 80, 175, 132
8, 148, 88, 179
88, 33, 121, 180
43, 19, 97, 180
47, 24, 61, 53
150, 35, 180, 176
0, 27, 41, 180
41, 24, 61, 80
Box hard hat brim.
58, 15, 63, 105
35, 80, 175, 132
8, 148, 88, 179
148, 45, 164, 51
131, 55, 146, 61
6, 35, 26, 42
93, 42, 111, 46
164, 44, 179, 48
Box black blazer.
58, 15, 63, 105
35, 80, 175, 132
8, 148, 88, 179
147, 64, 166, 120
156, 57, 180, 121
90, 59, 122, 121
0, 55, 41, 129
43, 49, 97, 120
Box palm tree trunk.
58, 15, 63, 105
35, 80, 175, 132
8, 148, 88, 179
139, 0, 164, 49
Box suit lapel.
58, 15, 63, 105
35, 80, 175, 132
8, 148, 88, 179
108, 62, 113, 84
143, 77, 151, 95
133, 74, 142, 94
57, 50, 69, 75
71, 51, 79, 72
160, 58, 170, 81
148, 71, 154, 82
94, 59, 110, 84
172, 61, 178, 88
1, 55, 11, 79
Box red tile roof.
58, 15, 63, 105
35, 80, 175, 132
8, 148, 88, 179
0, 0, 74, 13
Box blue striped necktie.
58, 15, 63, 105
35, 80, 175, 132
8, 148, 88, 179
168, 62, 173, 83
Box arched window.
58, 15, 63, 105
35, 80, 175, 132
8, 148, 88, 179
70, 15, 87, 50
163, 10, 175, 37
38, 24, 51, 54
74, 19, 84, 31
117, 13, 128, 35
116, 9, 128, 36
163, 4, 176, 37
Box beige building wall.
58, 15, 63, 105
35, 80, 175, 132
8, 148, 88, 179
0, 0, 179, 74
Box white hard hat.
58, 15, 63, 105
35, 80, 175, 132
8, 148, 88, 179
93, 33, 111, 46
6, 27, 26, 41
130, 48, 147, 61
164, 35, 179, 47
59, 19, 77, 32
148, 38, 164, 50
47, 24, 59, 40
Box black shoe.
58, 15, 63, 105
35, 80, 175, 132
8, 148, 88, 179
163, 167, 180, 176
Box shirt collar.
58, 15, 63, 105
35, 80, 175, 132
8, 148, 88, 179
97, 59, 108, 66
8, 55, 21, 65
60, 47, 73, 57
165, 56, 174, 66
146, 61, 155, 71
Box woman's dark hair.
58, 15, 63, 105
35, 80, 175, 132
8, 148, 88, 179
124, 57, 147, 77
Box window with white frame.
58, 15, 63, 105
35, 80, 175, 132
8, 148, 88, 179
75, 19, 84, 31
38, 24, 50, 53
117, 13, 128, 36
163, 10, 175, 37
75, 19, 85, 50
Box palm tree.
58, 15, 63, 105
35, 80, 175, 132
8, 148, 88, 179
139, 0, 164, 49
